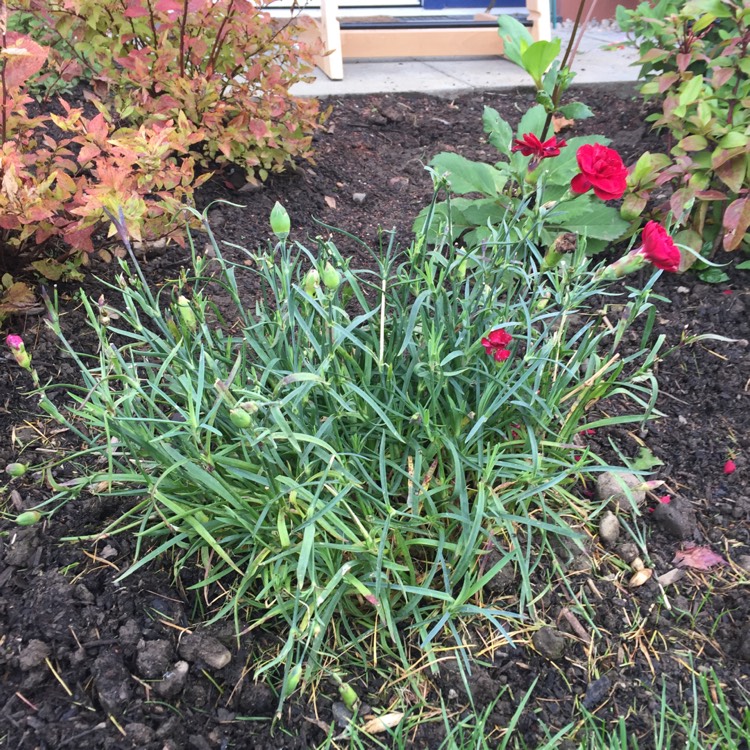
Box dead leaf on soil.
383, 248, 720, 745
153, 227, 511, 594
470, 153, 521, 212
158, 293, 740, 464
0, 281, 42, 315
673, 545, 726, 570
361, 712, 404, 734
324, 195, 337, 209
552, 115, 575, 133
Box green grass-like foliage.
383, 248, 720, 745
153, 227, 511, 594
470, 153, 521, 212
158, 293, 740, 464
42, 202, 662, 698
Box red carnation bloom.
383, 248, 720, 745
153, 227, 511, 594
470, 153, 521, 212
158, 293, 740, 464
512, 132, 567, 160
481, 327, 512, 362
570, 143, 628, 201
638, 221, 681, 273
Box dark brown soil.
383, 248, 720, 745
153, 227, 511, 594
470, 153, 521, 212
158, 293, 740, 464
1, 84, 749, 750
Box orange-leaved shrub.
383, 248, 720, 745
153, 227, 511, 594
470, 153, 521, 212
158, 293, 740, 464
0, 27, 209, 276
19, 0, 326, 183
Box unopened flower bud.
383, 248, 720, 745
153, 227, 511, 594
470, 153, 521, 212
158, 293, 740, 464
176, 295, 197, 332
229, 407, 252, 428
283, 664, 302, 697
320, 262, 341, 291
302, 268, 320, 297
597, 250, 647, 281
456, 256, 468, 281
16, 510, 41, 526
6, 334, 31, 370
5, 462, 28, 477
270, 201, 291, 239
338, 681, 358, 710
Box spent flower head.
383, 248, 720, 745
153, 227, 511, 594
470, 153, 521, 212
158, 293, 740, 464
512, 132, 567, 160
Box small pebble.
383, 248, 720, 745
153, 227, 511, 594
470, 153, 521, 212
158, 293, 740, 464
532, 627, 567, 661
581, 675, 612, 709
352, 192, 367, 204
596, 471, 645, 512
652, 496, 696, 539
331, 701, 353, 729
154, 661, 189, 698
178, 632, 231, 670
617, 542, 639, 563
598, 511, 620, 547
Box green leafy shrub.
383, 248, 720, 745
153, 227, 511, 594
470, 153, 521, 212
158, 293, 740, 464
618, 0, 750, 259
414, 104, 631, 253
417, 16, 636, 254
28, 199, 671, 698
14, 0, 326, 183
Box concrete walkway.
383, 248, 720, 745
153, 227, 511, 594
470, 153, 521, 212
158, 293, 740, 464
291, 26, 640, 97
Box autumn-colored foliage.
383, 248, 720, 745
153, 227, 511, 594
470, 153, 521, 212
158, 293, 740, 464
0, 0, 323, 282
16, 0, 325, 183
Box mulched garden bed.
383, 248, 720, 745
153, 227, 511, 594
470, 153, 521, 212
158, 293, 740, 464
1, 84, 748, 749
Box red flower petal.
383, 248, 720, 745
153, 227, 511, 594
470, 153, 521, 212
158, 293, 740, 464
724, 459, 736, 474
639, 221, 681, 273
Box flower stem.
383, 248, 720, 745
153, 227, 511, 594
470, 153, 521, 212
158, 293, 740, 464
540, 0, 597, 141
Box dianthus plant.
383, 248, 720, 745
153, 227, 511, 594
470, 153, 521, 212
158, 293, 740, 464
36, 202, 664, 700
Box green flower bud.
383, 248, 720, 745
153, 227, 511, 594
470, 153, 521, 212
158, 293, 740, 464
597, 250, 647, 281
176, 295, 198, 332
339, 681, 359, 710
283, 664, 302, 697
16, 510, 41, 526
5, 462, 28, 477
229, 408, 252, 428
302, 268, 320, 297
320, 262, 341, 291
456, 257, 468, 281
270, 202, 291, 239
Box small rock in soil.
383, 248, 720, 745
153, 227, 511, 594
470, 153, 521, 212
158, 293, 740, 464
178, 632, 231, 670
239, 681, 275, 715
73, 583, 95, 603
738, 626, 750, 663
124, 723, 155, 745
136, 638, 173, 679
652, 496, 697, 539
92, 651, 132, 714
482, 549, 518, 595
331, 701, 354, 729
4, 527, 39, 566
18, 639, 50, 671
737, 554, 750, 573
118, 618, 140, 651
598, 511, 620, 547
581, 675, 612, 709
532, 627, 567, 661
188, 734, 212, 750
596, 471, 645, 512
154, 660, 189, 698
617, 542, 639, 563
352, 192, 367, 204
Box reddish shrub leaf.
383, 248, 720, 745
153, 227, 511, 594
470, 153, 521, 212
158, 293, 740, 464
723, 197, 750, 252
3, 33, 49, 90
673, 545, 726, 570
